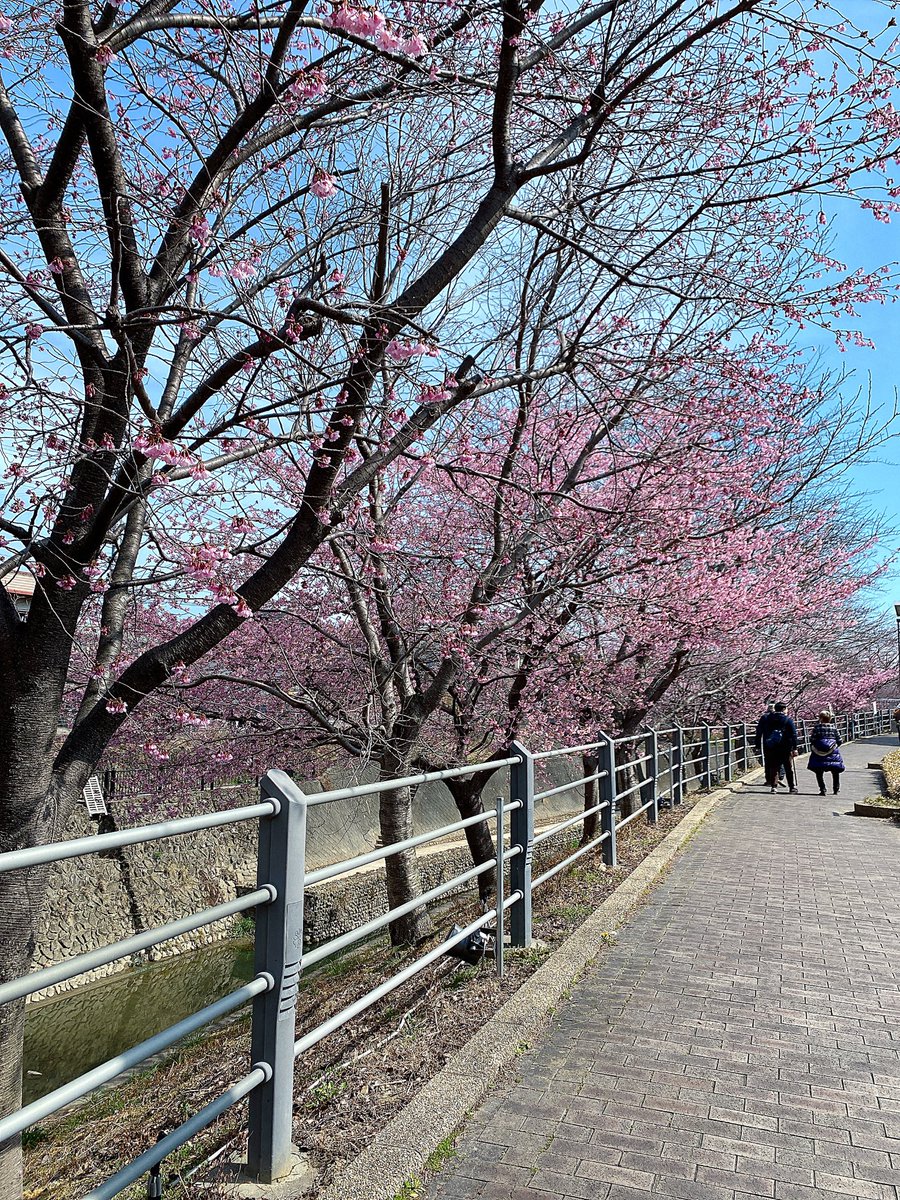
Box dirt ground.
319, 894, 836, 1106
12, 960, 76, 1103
23, 799, 697, 1200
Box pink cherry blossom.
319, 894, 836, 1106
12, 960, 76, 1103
311, 169, 338, 199
287, 70, 327, 102
229, 259, 257, 282
377, 29, 402, 53
402, 33, 427, 58
189, 216, 211, 245
385, 338, 437, 361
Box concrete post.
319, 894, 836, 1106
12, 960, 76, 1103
495, 792, 505, 978
599, 733, 617, 867
645, 727, 659, 823
723, 725, 733, 783
508, 741, 534, 948
673, 725, 684, 805
247, 770, 307, 1183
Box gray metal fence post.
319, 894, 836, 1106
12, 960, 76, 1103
702, 723, 713, 790
673, 724, 684, 805
247, 770, 307, 1183
508, 741, 534, 948
643, 727, 659, 823
723, 725, 733, 782
741, 723, 750, 773
599, 732, 617, 867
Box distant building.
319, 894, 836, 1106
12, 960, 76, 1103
2, 569, 35, 620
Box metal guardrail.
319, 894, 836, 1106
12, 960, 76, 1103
0, 711, 891, 1195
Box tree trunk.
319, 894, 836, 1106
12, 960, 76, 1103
444, 776, 496, 903
618, 756, 641, 819
0, 768, 68, 1195
377, 755, 432, 946
580, 753, 599, 844
0, 651, 79, 1195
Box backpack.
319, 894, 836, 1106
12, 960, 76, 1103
763, 716, 786, 751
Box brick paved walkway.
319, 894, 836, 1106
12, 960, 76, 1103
426, 735, 900, 1200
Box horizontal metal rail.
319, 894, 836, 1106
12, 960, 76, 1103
532, 800, 607, 847
532, 831, 610, 889
614, 777, 647, 802
0, 886, 275, 1005
304, 756, 521, 806
0, 975, 270, 1143
0, 802, 277, 875
304, 801, 521, 887
294, 903, 519, 1058
615, 797, 656, 831
83, 1066, 269, 1200
303, 858, 498, 970
533, 770, 606, 803
530, 740, 605, 761
614, 753, 652, 772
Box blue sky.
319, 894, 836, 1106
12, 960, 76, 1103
806, 0, 900, 620
809, 191, 899, 619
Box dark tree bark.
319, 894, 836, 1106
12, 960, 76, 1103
580, 753, 600, 845
444, 773, 499, 904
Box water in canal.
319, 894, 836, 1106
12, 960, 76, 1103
23, 939, 256, 1106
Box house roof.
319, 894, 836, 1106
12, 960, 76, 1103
2, 569, 36, 597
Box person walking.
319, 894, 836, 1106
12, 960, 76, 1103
806, 710, 844, 795
756, 701, 799, 793
755, 698, 787, 786
893, 706, 900, 744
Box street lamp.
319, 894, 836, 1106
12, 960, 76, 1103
895, 603, 900, 700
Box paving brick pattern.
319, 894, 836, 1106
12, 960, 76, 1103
426, 735, 900, 1200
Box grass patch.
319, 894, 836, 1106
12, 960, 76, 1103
556, 903, 592, 923
424, 1134, 457, 1173
230, 913, 255, 938
305, 1077, 348, 1111
391, 1177, 423, 1199
442, 964, 481, 989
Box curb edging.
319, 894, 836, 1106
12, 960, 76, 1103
317, 772, 760, 1200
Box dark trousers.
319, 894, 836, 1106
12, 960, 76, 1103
765, 752, 794, 789
812, 768, 841, 794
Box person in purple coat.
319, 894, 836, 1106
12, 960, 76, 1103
806, 710, 844, 795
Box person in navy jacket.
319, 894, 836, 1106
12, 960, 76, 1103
755, 702, 799, 794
